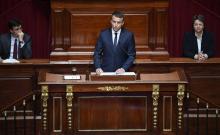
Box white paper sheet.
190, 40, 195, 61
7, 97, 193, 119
2, 59, 20, 63
64, 75, 81, 80
100, 72, 135, 76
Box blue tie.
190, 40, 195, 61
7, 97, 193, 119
113, 32, 117, 46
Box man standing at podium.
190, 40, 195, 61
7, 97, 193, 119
94, 11, 136, 74
0, 19, 32, 60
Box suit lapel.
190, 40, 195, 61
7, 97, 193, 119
201, 32, 206, 51
6, 34, 12, 55
107, 29, 114, 48
193, 33, 198, 53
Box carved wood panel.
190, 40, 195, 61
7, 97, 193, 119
50, 0, 169, 61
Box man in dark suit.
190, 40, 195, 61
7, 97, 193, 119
94, 11, 136, 74
0, 19, 32, 60
183, 15, 214, 60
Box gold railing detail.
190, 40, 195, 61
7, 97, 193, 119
177, 84, 185, 129
152, 84, 160, 128
97, 86, 128, 92
66, 85, 73, 130
41, 85, 49, 131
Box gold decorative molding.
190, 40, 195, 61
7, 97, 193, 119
97, 86, 128, 92
41, 85, 49, 131
177, 84, 185, 129
152, 84, 159, 128
66, 85, 73, 130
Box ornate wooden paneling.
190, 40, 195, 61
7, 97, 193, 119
188, 74, 220, 105
0, 66, 36, 111
1, 58, 220, 134
1, 58, 220, 111
50, 0, 169, 61
78, 96, 148, 131
163, 96, 172, 131
38, 69, 186, 135
52, 9, 71, 51
155, 8, 168, 51
68, 11, 151, 48
53, 97, 63, 132
0, 78, 33, 110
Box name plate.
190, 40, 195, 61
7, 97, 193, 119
64, 75, 81, 80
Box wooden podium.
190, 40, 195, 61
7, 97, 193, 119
38, 69, 187, 135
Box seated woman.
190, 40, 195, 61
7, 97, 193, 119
183, 14, 215, 60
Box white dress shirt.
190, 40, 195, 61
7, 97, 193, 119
197, 37, 202, 53
9, 35, 25, 59
112, 29, 121, 46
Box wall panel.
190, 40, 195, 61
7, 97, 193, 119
50, 0, 169, 61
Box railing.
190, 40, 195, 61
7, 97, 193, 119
182, 91, 220, 135
1, 90, 220, 135
0, 92, 40, 135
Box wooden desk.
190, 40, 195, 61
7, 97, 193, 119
38, 69, 187, 135
1, 58, 220, 111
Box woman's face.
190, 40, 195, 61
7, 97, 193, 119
193, 19, 204, 34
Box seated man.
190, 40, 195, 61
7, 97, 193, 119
0, 19, 32, 60
94, 11, 136, 74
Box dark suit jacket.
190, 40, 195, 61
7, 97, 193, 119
0, 33, 32, 59
94, 28, 136, 72
183, 31, 214, 59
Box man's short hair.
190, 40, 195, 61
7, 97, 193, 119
112, 11, 124, 20
8, 19, 22, 30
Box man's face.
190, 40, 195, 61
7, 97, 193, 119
111, 15, 124, 32
10, 25, 22, 37
193, 20, 204, 34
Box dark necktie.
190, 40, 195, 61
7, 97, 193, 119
113, 32, 118, 46
13, 39, 18, 59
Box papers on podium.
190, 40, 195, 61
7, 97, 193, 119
100, 72, 136, 76
2, 59, 20, 63
90, 72, 136, 81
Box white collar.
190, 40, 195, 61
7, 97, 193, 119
112, 28, 121, 35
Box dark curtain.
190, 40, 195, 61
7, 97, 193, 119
0, 0, 51, 58
168, 0, 220, 57
168, 0, 192, 57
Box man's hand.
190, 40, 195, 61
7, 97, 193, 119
17, 31, 24, 42
96, 68, 103, 75
115, 68, 125, 74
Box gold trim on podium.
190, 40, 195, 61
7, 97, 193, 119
41, 85, 49, 131
97, 86, 128, 92
152, 84, 160, 128
66, 85, 73, 130
177, 84, 185, 129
